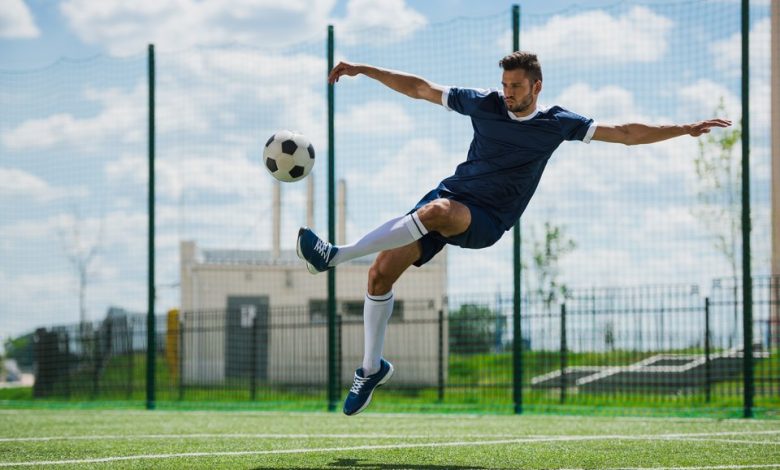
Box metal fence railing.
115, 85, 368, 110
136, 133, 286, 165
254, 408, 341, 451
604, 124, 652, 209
24, 278, 779, 416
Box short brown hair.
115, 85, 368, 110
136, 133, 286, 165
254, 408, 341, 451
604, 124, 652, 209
499, 51, 542, 83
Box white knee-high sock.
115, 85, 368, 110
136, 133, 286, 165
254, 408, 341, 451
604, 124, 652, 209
362, 291, 394, 376
329, 213, 428, 267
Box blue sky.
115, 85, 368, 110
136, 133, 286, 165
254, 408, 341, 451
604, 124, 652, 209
0, 0, 773, 341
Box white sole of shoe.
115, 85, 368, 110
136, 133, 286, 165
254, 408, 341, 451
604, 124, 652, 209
349, 362, 394, 416
296, 232, 320, 275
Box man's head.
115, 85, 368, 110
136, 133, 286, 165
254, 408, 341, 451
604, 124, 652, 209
499, 51, 542, 114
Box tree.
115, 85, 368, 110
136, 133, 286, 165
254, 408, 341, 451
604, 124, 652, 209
692, 98, 742, 282
528, 221, 577, 314
3, 333, 34, 370
57, 207, 104, 328
449, 304, 495, 354
691, 99, 742, 345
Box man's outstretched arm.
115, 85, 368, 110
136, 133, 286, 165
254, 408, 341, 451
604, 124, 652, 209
328, 61, 445, 105
591, 119, 732, 145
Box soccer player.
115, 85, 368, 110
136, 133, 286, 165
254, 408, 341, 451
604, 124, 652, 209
297, 51, 731, 416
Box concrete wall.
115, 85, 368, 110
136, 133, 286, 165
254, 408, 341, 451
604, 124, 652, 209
180, 241, 447, 386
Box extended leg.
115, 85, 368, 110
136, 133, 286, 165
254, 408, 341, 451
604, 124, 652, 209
297, 198, 471, 274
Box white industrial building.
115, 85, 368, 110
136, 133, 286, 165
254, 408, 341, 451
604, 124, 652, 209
179, 180, 448, 386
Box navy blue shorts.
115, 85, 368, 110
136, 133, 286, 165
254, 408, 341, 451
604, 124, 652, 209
408, 187, 508, 267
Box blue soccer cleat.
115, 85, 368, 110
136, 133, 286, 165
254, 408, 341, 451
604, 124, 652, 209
343, 358, 394, 416
296, 227, 338, 274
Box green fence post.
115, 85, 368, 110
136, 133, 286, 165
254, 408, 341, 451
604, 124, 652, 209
705, 297, 711, 403
178, 315, 184, 401
327, 25, 338, 412
146, 43, 156, 411
560, 303, 567, 404
438, 309, 445, 403
740, 0, 753, 419
251, 313, 258, 401
92, 329, 99, 399
511, 3, 523, 415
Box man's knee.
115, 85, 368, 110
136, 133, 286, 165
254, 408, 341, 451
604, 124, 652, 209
419, 199, 451, 225
417, 199, 454, 234
418, 199, 470, 237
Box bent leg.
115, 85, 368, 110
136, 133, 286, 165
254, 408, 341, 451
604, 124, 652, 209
362, 242, 421, 374
416, 198, 471, 238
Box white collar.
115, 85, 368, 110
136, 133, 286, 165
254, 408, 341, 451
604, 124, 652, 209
499, 92, 541, 121
506, 107, 539, 122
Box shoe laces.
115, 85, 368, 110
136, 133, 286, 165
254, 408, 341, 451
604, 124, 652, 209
349, 374, 370, 394
314, 239, 331, 259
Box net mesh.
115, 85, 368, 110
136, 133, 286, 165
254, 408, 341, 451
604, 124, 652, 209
0, 0, 775, 415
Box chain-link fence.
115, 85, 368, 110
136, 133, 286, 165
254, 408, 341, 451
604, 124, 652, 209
1, 0, 775, 416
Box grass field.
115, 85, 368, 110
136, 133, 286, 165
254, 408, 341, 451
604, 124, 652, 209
0, 408, 778, 469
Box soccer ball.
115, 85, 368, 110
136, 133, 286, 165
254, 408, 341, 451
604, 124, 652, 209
263, 130, 315, 182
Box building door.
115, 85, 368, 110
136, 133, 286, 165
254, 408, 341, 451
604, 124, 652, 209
226, 296, 269, 380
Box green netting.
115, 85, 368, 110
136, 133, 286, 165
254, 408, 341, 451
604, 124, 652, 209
0, 0, 775, 416
0, 55, 148, 342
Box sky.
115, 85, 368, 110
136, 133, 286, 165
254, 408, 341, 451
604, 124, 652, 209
0, 0, 773, 343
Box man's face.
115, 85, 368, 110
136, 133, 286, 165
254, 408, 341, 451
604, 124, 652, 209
501, 69, 540, 114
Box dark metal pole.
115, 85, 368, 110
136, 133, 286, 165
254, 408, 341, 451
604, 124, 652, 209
511, 3, 523, 415
560, 303, 567, 404
438, 309, 445, 402
178, 314, 184, 401
705, 297, 711, 403
251, 314, 257, 401
740, 0, 753, 419
326, 25, 338, 412
146, 44, 156, 411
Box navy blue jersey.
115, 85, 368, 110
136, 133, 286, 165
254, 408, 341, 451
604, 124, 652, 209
439, 86, 596, 229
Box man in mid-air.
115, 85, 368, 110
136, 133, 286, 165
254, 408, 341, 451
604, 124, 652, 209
297, 51, 731, 415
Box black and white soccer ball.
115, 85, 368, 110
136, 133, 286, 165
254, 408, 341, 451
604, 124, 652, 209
263, 130, 315, 182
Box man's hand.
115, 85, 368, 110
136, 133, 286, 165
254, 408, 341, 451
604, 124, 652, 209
686, 118, 732, 137
328, 61, 362, 84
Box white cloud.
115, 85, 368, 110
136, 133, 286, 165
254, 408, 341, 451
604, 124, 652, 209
711, 17, 770, 81
60, 0, 338, 56
677, 79, 741, 120
0, 167, 87, 201
519, 6, 673, 64
0, 0, 39, 39
345, 137, 460, 201
1, 84, 147, 152
334, 0, 427, 46
551, 83, 648, 123
0, 271, 75, 336
105, 151, 272, 200
337, 100, 413, 135
707, 17, 771, 135
2, 49, 328, 156
0, 168, 50, 197
162, 49, 328, 147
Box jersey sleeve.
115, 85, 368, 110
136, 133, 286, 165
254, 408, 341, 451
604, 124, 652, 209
441, 87, 494, 117
557, 108, 597, 143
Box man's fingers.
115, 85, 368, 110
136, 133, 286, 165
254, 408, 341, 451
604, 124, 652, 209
328, 63, 352, 84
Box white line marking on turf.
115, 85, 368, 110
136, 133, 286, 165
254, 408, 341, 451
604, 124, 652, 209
608, 465, 780, 470
1, 430, 779, 467
1, 429, 778, 444
0, 433, 436, 442
674, 437, 780, 445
